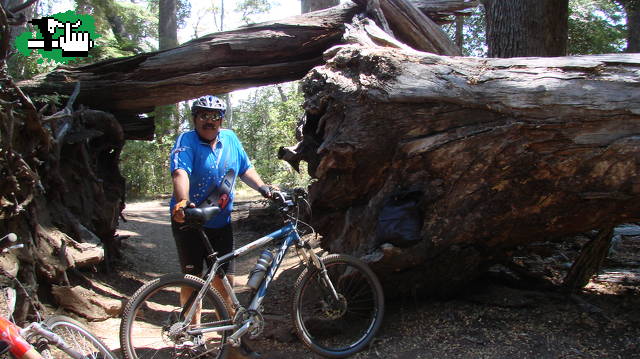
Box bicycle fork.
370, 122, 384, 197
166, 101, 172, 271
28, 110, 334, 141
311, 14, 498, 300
297, 242, 341, 302
21, 323, 85, 359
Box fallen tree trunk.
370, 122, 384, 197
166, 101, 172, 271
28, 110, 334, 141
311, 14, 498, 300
286, 46, 640, 295
2, 0, 468, 318
17, 0, 465, 137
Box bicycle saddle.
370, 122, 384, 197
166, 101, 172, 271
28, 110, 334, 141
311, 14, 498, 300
183, 206, 221, 225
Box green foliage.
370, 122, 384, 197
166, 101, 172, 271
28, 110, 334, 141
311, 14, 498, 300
75, 0, 159, 59
232, 83, 311, 188
568, 0, 627, 54
444, 1, 628, 57
443, 7, 487, 57
147, 0, 192, 29
236, 0, 272, 25
120, 138, 174, 199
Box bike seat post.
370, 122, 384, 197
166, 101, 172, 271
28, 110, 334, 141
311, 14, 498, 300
198, 228, 219, 268
198, 229, 215, 256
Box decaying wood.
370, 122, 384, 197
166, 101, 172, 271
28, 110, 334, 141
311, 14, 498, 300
17, 0, 467, 140
1, 0, 472, 318
287, 45, 640, 294
51, 285, 123, 321
370, 0, 462, 54
17, 3, 362, 117
563, 227, 614, 292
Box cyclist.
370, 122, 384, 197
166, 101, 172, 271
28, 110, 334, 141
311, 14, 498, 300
169, 95, 270, 358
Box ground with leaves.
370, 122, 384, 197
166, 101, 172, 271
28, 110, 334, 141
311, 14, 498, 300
73, 196, 640, 359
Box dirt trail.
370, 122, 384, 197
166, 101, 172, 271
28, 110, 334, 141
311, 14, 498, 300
79, 199, 640, 359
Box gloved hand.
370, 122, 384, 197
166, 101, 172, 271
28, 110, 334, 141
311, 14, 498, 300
172, 199, 189, 223
258, 185, 272, 199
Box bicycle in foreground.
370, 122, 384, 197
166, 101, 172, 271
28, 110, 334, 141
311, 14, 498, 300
0, 233, 116, 359
119, 188, 385, 358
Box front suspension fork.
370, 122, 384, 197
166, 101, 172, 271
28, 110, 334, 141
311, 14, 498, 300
297, 242, 341, 301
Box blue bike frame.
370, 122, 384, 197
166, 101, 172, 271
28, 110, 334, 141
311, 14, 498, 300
183, 221, 303, 340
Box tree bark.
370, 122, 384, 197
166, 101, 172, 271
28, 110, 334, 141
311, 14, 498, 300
17, 0, 463, 140
287, 45, 640, 295
563, 227, 614, 292
625, 3, 640, 52
482, 0, 568, 57
18, 3, 363, 118
159, 0, 179, 50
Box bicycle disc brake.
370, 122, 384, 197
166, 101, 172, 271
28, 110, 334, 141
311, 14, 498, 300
322, 293, 347, 320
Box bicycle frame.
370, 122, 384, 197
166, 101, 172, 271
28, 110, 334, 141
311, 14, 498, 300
180, 220, 318, 342
0, 317, 90, 359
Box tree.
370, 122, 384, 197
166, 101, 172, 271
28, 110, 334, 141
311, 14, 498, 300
481, 0, 569, 57
616, 0, 640, 51
159, 0, 178, 49
568, 0, 626, 55
75, 0, 158, 57
236, 0, 272, 25
233, 83, 309, 187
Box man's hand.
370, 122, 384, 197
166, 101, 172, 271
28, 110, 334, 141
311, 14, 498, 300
172, 200, 194, 223
258, 185, 272, 199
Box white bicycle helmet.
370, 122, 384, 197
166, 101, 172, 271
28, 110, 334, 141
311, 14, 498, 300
192, 95, 226, 115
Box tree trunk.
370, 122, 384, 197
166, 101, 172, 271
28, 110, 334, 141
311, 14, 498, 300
18, 3, 363, 119
3, 0, 36, 79
17, 0, 462, 140
482, 0, 568, 57
625, 3, 640, 52
159, 0, 179, 50
284, 45, 640, 295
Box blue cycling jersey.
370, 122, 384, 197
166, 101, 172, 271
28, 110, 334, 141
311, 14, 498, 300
169, 129, 251, 228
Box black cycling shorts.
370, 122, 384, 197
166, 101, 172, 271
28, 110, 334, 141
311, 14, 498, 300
171, 221, 235, 276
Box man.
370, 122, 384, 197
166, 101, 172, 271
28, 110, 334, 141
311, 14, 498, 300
169, 95, 269, 358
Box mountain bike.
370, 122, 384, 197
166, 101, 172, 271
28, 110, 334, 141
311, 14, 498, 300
119, 188, 385, 358
0, 233, 116, 359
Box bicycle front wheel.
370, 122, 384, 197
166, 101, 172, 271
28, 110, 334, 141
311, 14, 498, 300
292, 253, 385, 358
43, 315, 115, 359
120, 273, 230, 359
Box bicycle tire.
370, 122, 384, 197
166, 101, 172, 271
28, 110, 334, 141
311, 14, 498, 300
120, 273, 230, 359
42, 315, 115, 359
292, 253, 385, 358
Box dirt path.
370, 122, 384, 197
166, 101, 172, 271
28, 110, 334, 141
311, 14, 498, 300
80, 199, 640, 359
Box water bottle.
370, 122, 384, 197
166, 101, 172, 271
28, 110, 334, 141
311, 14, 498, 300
247, 250, 274, 290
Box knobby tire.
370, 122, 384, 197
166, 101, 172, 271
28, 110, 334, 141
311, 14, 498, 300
119, 273, 230, 359
292, 254, 385, 358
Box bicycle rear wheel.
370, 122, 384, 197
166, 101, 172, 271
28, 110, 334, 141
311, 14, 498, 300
120, 273, 230, 359
42, 315, 115, 359
292, 254, 385, 358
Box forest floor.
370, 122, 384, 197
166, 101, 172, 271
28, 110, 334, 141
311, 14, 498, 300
71, 195, 640, 359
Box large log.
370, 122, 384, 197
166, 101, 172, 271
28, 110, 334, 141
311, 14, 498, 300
290, 45, 640, 295
16, 0, 466, 131
18, 3, 362, 115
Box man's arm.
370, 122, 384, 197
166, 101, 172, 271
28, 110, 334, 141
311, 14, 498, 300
240, 167, 270, 198
172, 169, 190, 202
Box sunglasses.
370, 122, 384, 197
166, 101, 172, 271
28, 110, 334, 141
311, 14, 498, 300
197, 112, 224, 122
